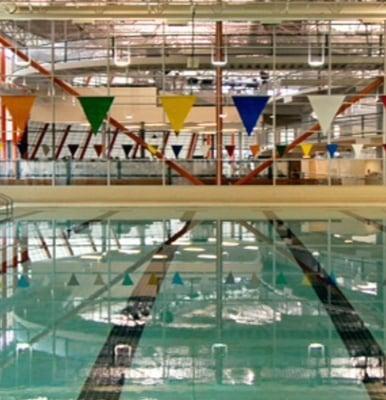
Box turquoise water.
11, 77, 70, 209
0, 207, 386, 399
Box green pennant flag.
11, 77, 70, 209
94, 272, 105, 286
276, 144, 287, 157
67, 273, 80, 287
78, 96, 114, 135
122, 272, 134, 286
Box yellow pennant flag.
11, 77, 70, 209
300, 143, 313, 159
160, 95, 196, 135
148, 272, 159, 286
2, 96, 36, 135
148, 144, 159, 157
302, 273, 313, 287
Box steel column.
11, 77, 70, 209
215, 21, 223, 185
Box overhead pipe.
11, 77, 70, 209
4, 3, 386, 21
0, 34, 204, 185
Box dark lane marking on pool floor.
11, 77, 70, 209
263, 211, 385, 398
77, 214, 198, 400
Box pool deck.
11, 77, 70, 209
2, 185, 386, 207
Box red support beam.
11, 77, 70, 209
132, 142, 140, 158
1, 46, 6, 160
55, 124, 72, 159
0, 35, 204, 185
161, 131, 170, 155
234, 76, 384, 185
107, 128, 119, 158
61, 231, 74, 257
79, 129, 93, 160
30, 123, 50, 160
34, 223, 51, 259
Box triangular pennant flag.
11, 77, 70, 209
122, 144, 133, 159
300, 143, 313, 159
275, 272, 288, 287
381, 95, 386, 108
148, 272, 159, 286
352, 143, 363, 159
383, 144, 386, 152
233, 96, 269, 136
308, 95, 345, 135
276, 144, 287, 157
160, 95, 196, 134
302, 273, 312, 287
148, 144, 159, 157
327, 143, 338, 158
122, 273, 133, 286
225, 145, 235, 157
94, 273, 105, 286
171, 144, 183, 159
78, 96, 114, 135
2, 96, 36, 134
17, 141, 28, 158
18, 274, 30, 288
94, 144, 104, 157
42, 144, 50, 156
67, 273, 79, 287
172, 272, 184, 286
250, 272, 260, 289
225, 272, 235, 285
68, 144, 79, 158
250, 144, 260, 158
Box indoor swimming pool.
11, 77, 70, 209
1, 207, 386, 400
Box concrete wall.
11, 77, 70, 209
3, 185, 386, 207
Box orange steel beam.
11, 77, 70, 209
234, 76, 384, 185
0, 35, 204, 185
31, 123, 50, 160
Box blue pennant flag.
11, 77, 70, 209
327, 143, 338, 158
172, 272, 184, 285
233, 96, 269, 136
327, 272, 337, 287
171, 144, 183, 159
18, 275, 30, 288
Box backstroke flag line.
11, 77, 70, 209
233, 96, 269, 136
160, 95, 196, 135
78, 96, 115, 135
308, 95, 345, 135
2, 96, 36, 138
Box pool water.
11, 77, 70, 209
1, 207, 386, 400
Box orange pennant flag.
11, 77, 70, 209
2, 96, 36, 137
250, 144, 260, 158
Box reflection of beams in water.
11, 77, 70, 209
263, 211, 384, 395
264, 211, 383, 357
0, 214, 193, 376
77, 215, 197, 400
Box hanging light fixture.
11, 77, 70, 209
308, 28, 325, 67
13, 21, 31, 68
211, 42, 228, 67
113, 33, 131, 68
